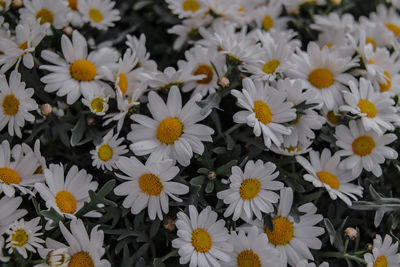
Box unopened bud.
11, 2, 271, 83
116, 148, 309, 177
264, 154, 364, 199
48, 248, 70, 267
367, 243, 373, 250
218, 76, 230, 87
208, 171, 216, 180
41, 103, 52, 116
12, 0, 23, 8
164, 217, 176, 231
345, 227, 357, 239
87, 117, 95, 126
63, 26, 73, 35
330, 0, 341, 5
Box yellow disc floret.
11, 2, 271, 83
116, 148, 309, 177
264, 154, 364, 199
308, 68, 334, 89
91, 97, 106, 113
182, 0, 200, 12
0, 167, 21, 185
68, 251, 94, 267
55, 191, 77, 214
386, 23, 400, 36
97, 144, 113, 161
253, 100, 272, 125
138, 173, 163, 196
117, 73, 128, 94
191, 228, 212, 253
265, 216, 294, 246
239, 178, 261, 200
18, 41, 28, 51
11, 229, 28, 247
193, 65, 214, 84
366, 37, 376, 50
262, 59, 280, 74
67, 0, 78, 11
2, 94, 20, 116
379, 71, 391, 92
373, 255, 388, 267
36, 9, 54, 24
70, 59, 97, 82
237, 249, 262, 267
88, 9, 103, 23
262, 15, 274, 30
156, 117, 183, 145
316, 171, 340, 189
358, 99, 377, 118
352, 136, 375, 156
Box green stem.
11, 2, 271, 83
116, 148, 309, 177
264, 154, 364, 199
214, 124, 243, 142
161, 250, 178, 262
318, 251, 366, 264
343, 238, 349, 253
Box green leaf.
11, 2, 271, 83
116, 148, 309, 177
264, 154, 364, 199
215, 160, 237, 176
324, 218, 336, 245
196, 93, 222, 116
205, 180, 214, 193
190, 175, 205, 186
70, 115, 86, 147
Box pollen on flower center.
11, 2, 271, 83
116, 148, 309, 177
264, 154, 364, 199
286, 146, 301, 153
193, 64, 214, 84
11, 229, 28, 247
262, 15, 274, 30
2, 94, 20, 116
327, 110, 341, 125
182, 0, 200, 12
316, 171, 340, 189
97, 144, 113, 161
138, 173, 163, 196
366, 37, 376, 49
265, 216, 294, 246
239, 178, 261, 200
379, 71, 391, 92
262, 59, 280, 74
237, 249, 262, 267
0, 167, 21, 185
253, 100, 272, 125
358, 99, 377, 118
68, 251, 94, 267
55, 191, 77, 214
89, 8, 103, 23
36, 9, 54, 24
91, 97, 106, 113
18, 41, 28, 51
308, 68, 334, 89
67, 0, 78, 11
385, 23, 400, 36
373, 255, 388, 267
70, 59, 97, 82
191, 228, 212, 253
352, 136, 375, 156
117, 73, 128, 94
156, 117, 183, 145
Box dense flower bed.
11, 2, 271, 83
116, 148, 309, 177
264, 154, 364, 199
0, 0, 400, 266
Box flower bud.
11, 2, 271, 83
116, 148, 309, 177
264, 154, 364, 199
12, 0, 23, 8
208, 171, 216, 180
331, 0, 341, 5
345, 227, 357, 239
164, 217, 176, 231
218, 77, 230, 87
41, 104, 52, 116
48, 248, 70, 267
63, 26, 73, 35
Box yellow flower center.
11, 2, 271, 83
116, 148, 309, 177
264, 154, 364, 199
67, 0, 78, 11
373, 255, 388, 267
182, 0, 200, 12
0, 167, 21, 185
239, 178, 261, 200
55, 191, 77, 214
117, 73, 128, 94
34, 166, 43, 174
352, 136, 375, 156
308, 68, 334, 89
97, 144, 113, 161
327, 110, 341, 125
36, 9, 54, 24
385, 23, 400, 36
358, 99, 377, 118
262, 15, 274, 30
237, 249, 261, 267
326, 43, 333, 49
2, 94, 20, 116
379, 71, 391, 92
191, 228, 212, 253
138, 173, 163, 196
88, 8, 103, 23
285, 146, 301, 153
265, 216, 294, 246
68, 252, 94, 267
262, 59, 280, 74
290, 114, 301, 125
70, 59, 97, 82
316, 171, 340, 189
11, 229, 28, 247
193, 65, 214, 84
0, 1, 5, 10
253, 100, 272, 125
18, 41, 28, 51
90, 97, 106, 113
366, 37, 376, 49
156, 117, 183, 145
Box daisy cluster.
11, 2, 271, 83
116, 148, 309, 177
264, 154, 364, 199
1, 0, 400, 266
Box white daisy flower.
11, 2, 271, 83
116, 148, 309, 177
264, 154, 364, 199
252, 1, 289, 32
0, 140, 45, 197
311, 12, 356, 34
171, 205, 233, 267
296, 148, 363, 206
364, 234, 400, 267
147, 66, 201, 91
0, 196, 27, 235
178, 45, 226, 96
371, 4, 400, 38
0, 20, 48, 72
358, 18, 394, 49
335, 120, 398, 177
78, 0, 121, 30
231, 77, 296, 148
270, 138, 313, 156
57, 219, 111, 267
6, 217, 44, 259
114, 156, 189, 220
19, 0, 69, 29
111, 49, 139, 97
90, 129, 128, 171
40, 30, 118, 104
35, 163, 99, 222
125, 34, 157, 74
276, 78, 325, 146
222, 226, 284, 267
0, 0, 10, 11
340, 78, 400, 135
64, 0, 84, 27
166, 0, 207, 18
287, 42, 358, 110
81, 88, 109, 116
128, 86, 214, 166
0, 70, 38, 138
217, 159, 284, 221
247, 188, 325, 266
